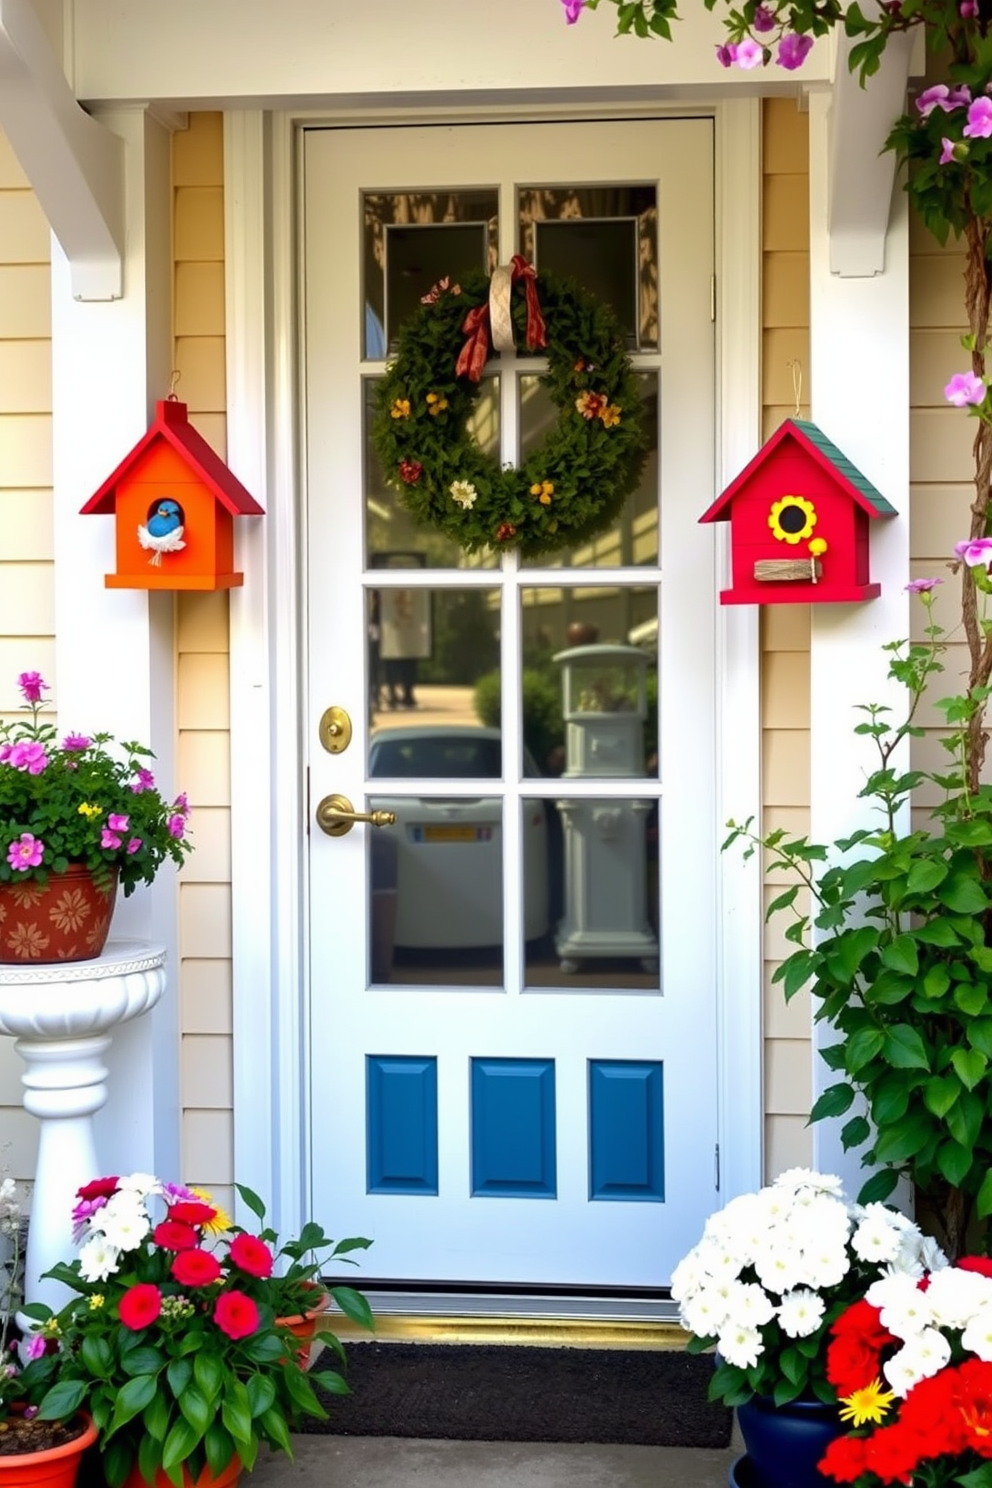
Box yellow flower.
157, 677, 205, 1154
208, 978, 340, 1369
426, 392, 449, 416
390, 398, 411, 420
190, 1186, 233, 1233
88, 1294, 105, 1310
599, 404, 622, 428
77, 802, 102, 817
768, 494, 817, 545
838, 1379, 894, 1428
530, 481, 555, 505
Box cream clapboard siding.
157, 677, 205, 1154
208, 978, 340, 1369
760, 98, 814, 1177
172, 114, 235, 1216
0, 128, 53, 1183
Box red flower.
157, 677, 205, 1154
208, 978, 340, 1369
214, 1290, 259, 1340
167, 1201, 218, 1227
954, 1359, 992, 1456
826, 1333, 888, 1398
229, 1233, 274, 1278
171, 1248, 223, 1287
398, 460, 423, 485
959, 1256, 992, 1279
75, 1176, 119, 1202
118, 1283, 162, 1330
495, 523, 517, 543
864, 1422, 923, 1482
818, 1434, 869, 1484
153, 1220, 199, 1252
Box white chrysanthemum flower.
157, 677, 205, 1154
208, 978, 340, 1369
681, 1289, 732, 1339
866, 1273, 932, 1338
924, 1265, 992, 1329
694, 1236, 744, 1283
777, 1288, 826, 1339
918, 1236, 950, 1275
961, 1304, 992, 1361
116, 1172, 161, 1198
449, 480, 478, 510
851, 1205, 904, 1265
882, 1328, 952, 1397
754, 1246, 804, 1296
724, 1281, 776, 1329
77, 1234, 120, 1282
774, 1168, 844, 1198
717, 1322, 763, 1370
670, 1251, 711, 1304
98, 1203, 151, 1251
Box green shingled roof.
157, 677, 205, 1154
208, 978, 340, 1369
790, 420, 898, 517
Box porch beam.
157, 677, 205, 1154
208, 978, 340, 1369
0, 0, 123, 300
827, 28, 916, 278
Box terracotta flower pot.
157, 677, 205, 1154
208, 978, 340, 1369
0, 867, 118, 965
121, 1455, 241, 1488
277, 1286, 330, 1368
0, 1411, 97, 1488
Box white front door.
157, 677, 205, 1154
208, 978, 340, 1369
303, 118, 719, 1290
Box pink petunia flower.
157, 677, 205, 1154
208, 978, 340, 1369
6, 741, 48, 775
964, 96, 992, 137
734, 37, 765, 68
107, 814, 129, 833
6, 833, 43, 872
61, 734, 91, 752
16, 672, 47, 705
752, 4, 777, 31
940, 137, 961, 165
126, 837, 142, 855
559, 0, 585, 20
917, 84, 957, 116
716, 42, 737, 65
945, 371, 986, 405
955, 537, 992, 568
777, 32, 814, 68
130, 767, 156, 793
100, 829, 122, 850
905, 578, 943, 593
167, 814, 186, 840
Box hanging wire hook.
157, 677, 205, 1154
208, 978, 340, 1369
787, 359, 803, 419
168, 370, 182, 401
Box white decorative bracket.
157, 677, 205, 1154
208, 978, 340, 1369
0, 0, 123, 300
827, 27, 919, 278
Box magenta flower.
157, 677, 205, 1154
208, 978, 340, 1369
945, 371, 986, 406
734, 37, 765, 68
130, 767, 156, 793
777, 32, 813, 68
6, 741, 48, 775
126, 837, 142, 855
21, 1335, 46, 1362
100, 829, 122, 850
61, 734, 91, 752
752, 4, 776, 31
172, 792, 190, 818
716, 42, 737, 66
16, 672, 47, 705
917, 84, 957, 116
905, 577, 943, 593
107, 814, 129, 833
962, 1, 978, 15
6, 833, 43, 872
167, 814, 186, 840
940, 137, 961, 165
964, 97, 992, 137
559, 0, 585, 20
955, 537, 992, 568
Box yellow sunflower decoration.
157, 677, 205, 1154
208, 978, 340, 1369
769, 494, 817, 545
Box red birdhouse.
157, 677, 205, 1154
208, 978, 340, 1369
699, 419, 897, 605
81, 399, 264, 591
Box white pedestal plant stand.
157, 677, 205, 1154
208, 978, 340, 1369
0, 940, 166, 1315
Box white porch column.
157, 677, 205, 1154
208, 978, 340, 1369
807, 87, 911, 1192
49, 106, 180, 1183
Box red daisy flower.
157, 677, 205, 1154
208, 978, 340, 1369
119, 1283, 162, 1331
214, 1290, 259, 1340
229, 1233, 274, 1279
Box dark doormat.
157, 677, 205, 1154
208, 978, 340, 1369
299, 1341, 733, 1448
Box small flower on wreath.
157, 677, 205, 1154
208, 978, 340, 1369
420, 276, 461, 305
495, 523, 517, 543
819, 1259, 992, 1486
576, 390, 608, 420
450, 480, 478, 510
0, 673, 192, 897
398, 460, 423, 485
426, 392, 449, 417
530, 481, 555, 506
23, 1173, 375, 1488
600, 403, 622, 428
390, 398, 411, 420
671, 1167, 945, 1407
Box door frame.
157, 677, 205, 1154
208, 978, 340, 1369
223, 100, 763, 1288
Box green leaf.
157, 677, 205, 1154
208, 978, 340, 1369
922, 963, 951, 1000
883, 1024, 930, 1070
938, 874, 989, 913
956, 981, 989, 1016
221, 1380, 253, 1448
906, 858, 949, 894
37, 1379, 87, 1421
167, 1358, 193, 1399
840, 1114, 871, 1150
310, 1368, 351, 1396
923, 1075, 960, 1118
954, 1462, 992, 1487
976, 1168, 992, 1220
809, 1083, 855, 1122
203, 1423, 237, 1480
856, 1168, 899, 1205
827, 926, 878, 981
245, 1373, 277, 1419
259, 1407, 294, 1455
952, 1047, 988, 1091
879, 934, 919, 976
162, 1417, 201, 1473
846, 1026, 885, 1072
874, 1110, 934, 1163
110, 1374, 159, 1433
178, 1382, 212, 1436
80, 1334, 114, 1380
282, 1362, 323, 1415
970, 1017, 992, 1057
119, 1345, 165, 1377
234, 1183, 267, 1222
193, 1350, 225, 1404
328, 1285, 375, 1331
916, 918, 962, 947
937, 1138, 974, 1186
142, 1390, 170, 1443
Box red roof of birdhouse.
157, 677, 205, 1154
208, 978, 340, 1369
81, 400, 265, 517
699, 418, 897, 525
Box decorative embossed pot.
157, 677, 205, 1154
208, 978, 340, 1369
0, 867, 118, 965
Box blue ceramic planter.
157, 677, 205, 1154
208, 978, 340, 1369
729, 1395, 842, 1488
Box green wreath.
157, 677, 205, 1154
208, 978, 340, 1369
370, 260, 647, 557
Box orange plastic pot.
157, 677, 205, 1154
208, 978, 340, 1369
0, 1412, 97, 1488
121, 1454, 242, 1488
277, 1287, 330, 1368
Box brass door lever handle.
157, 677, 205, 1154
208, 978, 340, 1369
315, 793, 397, 837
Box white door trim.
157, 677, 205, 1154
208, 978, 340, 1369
225, 98, 763, 1257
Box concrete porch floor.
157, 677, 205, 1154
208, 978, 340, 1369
250, 1429, 743, 1487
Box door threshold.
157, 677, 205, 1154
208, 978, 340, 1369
319, 1290, 686, 1348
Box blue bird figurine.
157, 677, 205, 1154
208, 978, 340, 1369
138, 498, 186, 566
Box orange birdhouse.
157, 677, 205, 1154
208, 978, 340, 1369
81, 399, 264, 591
699, 418, 897, 605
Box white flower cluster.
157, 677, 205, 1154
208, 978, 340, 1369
670, 1167, 945, 1371
76, 1172, 161, 1284
867, 1264, 992, 1398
